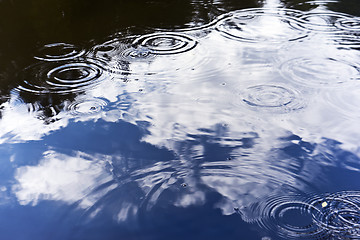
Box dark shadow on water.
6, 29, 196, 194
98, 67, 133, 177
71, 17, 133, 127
282, 0, 360, 16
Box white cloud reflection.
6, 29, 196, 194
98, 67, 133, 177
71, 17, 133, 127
13, 150, 116, 208
1, 4, 360, 224
0, 98, 68, 144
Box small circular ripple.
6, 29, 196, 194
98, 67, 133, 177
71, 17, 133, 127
309, 191, 360, 238
215, 8, 308, 43
34, 43, 85, 61
17, 60, 104, 94
132, 32, 198, 55
280, 57, 360, 87
67, 98, 108, 115
93, 39, 155, 62
91, 35, 211, 78
90, 38, 157, 76
121, 47, 154, 60
335, 17, 360, 32
245, 195, 329, 239
240, 85, 305, 113
297, 12, 356, 33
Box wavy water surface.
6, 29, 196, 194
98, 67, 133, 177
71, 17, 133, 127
1, 2, 360, 240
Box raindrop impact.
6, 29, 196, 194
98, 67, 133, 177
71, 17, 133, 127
17, 60, 105, 95
215, 8, 308, 43
309, 191, 360, 239
243, 192, 360, 239
34, 43, 86, 62
92, 39, 155, 62
240, 85, 305, 113
66, 98, 108, 116
244, 195, 329, 239
297, 12, 355, 33
132, 32, 198, 55
90, 38, 156, 76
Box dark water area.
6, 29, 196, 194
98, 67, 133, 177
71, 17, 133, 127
0, 0, 360, 239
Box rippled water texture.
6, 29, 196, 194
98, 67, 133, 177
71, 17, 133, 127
1, 0, 360, 239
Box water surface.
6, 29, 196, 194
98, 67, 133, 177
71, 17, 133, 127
0, 0, 360, 239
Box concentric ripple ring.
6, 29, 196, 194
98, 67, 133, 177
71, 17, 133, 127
280, 57, 360, 87
132, 32, 198, 55
244, 195, 329, 239
240, 85, 305, 113
335, 17, 360, 31
297, 12, 356, 33
89, 38, 158, 76
67, 98, 108, 116
309, 191, 360, 237
92, 39, 155, 62
17, 60, 104, 94
215, 8, 308, 43
34, 43, 85, 61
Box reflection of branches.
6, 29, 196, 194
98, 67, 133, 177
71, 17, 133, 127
17, 92, 76, 122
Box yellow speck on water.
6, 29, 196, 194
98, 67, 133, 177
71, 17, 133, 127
322, 202, 328, 208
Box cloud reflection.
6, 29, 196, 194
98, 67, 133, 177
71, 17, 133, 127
2, 5, 359, 151
13, 150, 116, 208
1, 5, 360, 238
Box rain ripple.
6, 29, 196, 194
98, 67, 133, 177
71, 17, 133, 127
90, 37, 155, 76
245, 191, 360, 239
244, 195, 329, 239
215, 8, 308, 43
16, 60, 105, 95
298, 12, 358, 33
280, 57, 360, 88
92, 38, 155, 63
34, 43, 85, 62
66, 98, 108, 116
90, 33, 211, 79
309, 191, 360, 239
240, 85, 305, 113
132, 32, 198, 55
335, 17, 360, 32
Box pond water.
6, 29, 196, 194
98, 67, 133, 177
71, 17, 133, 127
0, 0, 360, 239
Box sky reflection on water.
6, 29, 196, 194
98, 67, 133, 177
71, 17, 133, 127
0, 0, 360, 239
